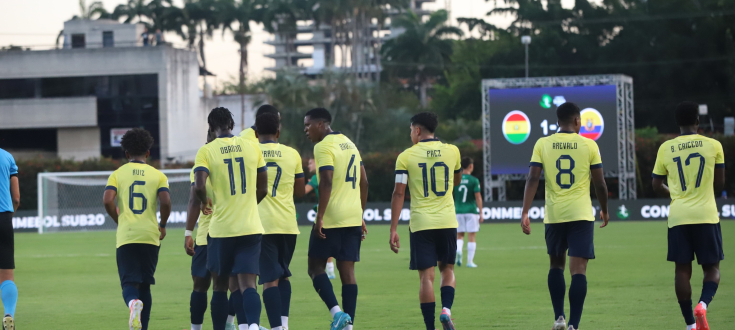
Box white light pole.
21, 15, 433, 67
521, 35, 531, 78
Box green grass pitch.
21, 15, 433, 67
3, 221, 734, 329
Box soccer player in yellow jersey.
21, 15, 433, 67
193, 107, 268, 330
389, 112, 462, 330
102, 128, 172, 330
652, 102, 726, 330
186, 131, 243, 330
255, 113, 306, 330
303, 108, 368, 330
239, 104, 280, 143
520, 102, 609, 330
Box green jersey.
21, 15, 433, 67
308, 174, 319, 211
453, 174, 481, 214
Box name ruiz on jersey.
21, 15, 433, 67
132, 169, 145, 176
552, 142, 578, 150
220, 145, 243, 154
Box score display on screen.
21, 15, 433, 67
488, 85, 618, 175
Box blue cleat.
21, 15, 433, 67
440, 309, 455, 330
330, 311, 351, 330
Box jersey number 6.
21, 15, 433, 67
129, 181, 148, 214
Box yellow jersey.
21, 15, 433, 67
395, 139, 461, 232
239, 127, 257, 143
530, 132, 602, 224
190, 168, 214, 246
652, 134, 725, 228
194, 135, 266, 238
106, 161, 169, 248
259, 141, 304, 234
314, 132, 364, 228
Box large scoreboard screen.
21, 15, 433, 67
488, 85, 618, 175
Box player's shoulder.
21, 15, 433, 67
441, 141, 460, 153
0, 148, 13, 160
144, 164, 167, 178
579, 135, 599, 149
700, 135, 723, 149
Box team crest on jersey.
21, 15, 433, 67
579, 108, 604, 141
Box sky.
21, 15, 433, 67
0, 0, 584, 87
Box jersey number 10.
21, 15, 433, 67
418, 162, 449, 197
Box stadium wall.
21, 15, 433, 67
11, 199, 735, 233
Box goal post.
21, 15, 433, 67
37, 169, 193, 234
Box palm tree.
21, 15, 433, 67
219, 0, 259, 130
56, 0, 110, 48
112, 0, 150, 24
381, 9, 463, 107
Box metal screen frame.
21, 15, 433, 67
481, 74, 636, 201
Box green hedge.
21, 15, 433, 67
13, 134, 735, 210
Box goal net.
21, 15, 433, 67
37, 169, 192, 234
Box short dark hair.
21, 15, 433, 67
208, 107, 234, 131
676, 101, 699, 126
556, 102, 581, 123
305, 108, 332, 123
120, 128, 154, 157
256, 104, 279, 117
410, 112, 439, 133
255, 113, 279, 135
461, 157, 473, 169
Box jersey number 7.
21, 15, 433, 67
266, 162, 282, 197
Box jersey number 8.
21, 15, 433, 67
555, 155, 575, 189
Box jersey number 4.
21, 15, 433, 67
345, 154, 358, 189
418, 162, 450, 197
224, 158, 246, 195
673, 153, 705, 191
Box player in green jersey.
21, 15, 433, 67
453, 157, 483, 268
652, 102, 726, 330
304, 158, 337, 279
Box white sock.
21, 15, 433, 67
442, 307, 451, 316
456, 239, 463, 253
271, 327, 283, 330
281, 316, 288, 328
699, 301, 708, 310
687, 324, 696, 330
191, 324, 202, 330
227, 315, 236, 324
467, 242, 477, 263
239, 325, 248, 330
345, 325, 353, 330
330, 305, 342, 317
248, 324, 259, 330
128, 300, 134, 308
326, 261, 335, 273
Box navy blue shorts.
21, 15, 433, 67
409, 228, 458, 270
545, 221, 595, 259
207, 235, 262, 276
116, 243, 160, 287
191, 244, 210, 278
308, 226, 362, 261
0, 212, 14, 269
668, 223, 724, 265
259, 234, 297, 284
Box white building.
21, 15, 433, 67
0, 19, 257, 162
